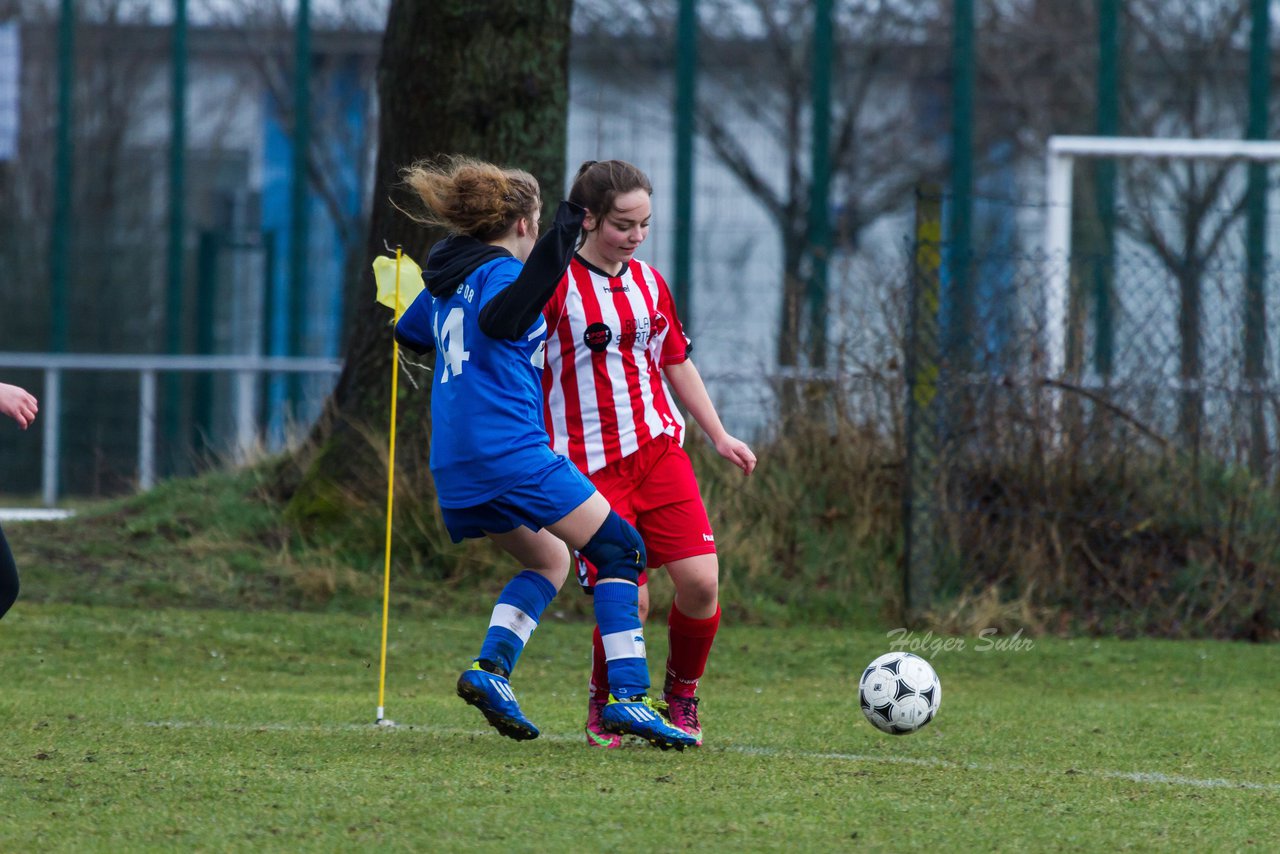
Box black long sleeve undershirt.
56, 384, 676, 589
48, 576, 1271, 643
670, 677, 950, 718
477, 201, 585, 341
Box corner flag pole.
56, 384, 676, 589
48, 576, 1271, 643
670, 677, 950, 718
376, 246, 404, 726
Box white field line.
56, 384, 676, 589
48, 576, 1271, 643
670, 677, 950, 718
140, 718, 1280, 793
0, 508, 75, 521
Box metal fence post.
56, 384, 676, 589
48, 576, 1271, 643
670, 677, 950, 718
1245, 0, 1270, 476
139, 369, 157, 490
1092, 0, 1120, 379
807, 0, 833, 368
946, 0, 974, 370
288, 0, 312, 412
673, 0, 697, 328
234, 369, 257, 463
50, 0, 74, 356
903, 185, 944, 621
41, 368, 61, 506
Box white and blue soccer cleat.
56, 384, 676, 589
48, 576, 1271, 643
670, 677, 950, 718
601, 694, 698, 750
456, 662, 540, 741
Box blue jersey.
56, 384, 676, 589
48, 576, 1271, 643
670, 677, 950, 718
394, 203, 585, 512
399, 256, 555, 508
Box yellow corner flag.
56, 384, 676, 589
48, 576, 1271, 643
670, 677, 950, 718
373, 252, 425, 318
373, 246, 423, 728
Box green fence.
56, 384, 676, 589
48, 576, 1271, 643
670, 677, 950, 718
902, 181, 1280, 638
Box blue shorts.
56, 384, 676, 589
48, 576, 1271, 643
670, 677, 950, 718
439, 454, 597, 543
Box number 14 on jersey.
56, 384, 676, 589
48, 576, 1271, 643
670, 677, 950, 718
433, 307, 470, 383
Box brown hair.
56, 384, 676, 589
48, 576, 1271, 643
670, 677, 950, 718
568, 160, 653, 228
400, 155, 541, 241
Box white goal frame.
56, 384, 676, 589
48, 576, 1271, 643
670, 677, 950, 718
1042, 135, 1280, 382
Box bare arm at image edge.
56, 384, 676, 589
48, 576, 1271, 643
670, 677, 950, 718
0, 383, 38, 430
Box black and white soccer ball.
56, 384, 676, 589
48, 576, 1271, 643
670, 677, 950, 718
858, 651, 941, 735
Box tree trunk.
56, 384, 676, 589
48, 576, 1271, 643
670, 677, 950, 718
274, 0, 573, 537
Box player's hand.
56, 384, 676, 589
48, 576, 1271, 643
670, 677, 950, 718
0, 383, 38, 429
714, 434, 756, 476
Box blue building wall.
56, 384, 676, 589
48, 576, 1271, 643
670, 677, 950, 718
261, 62, 366, 445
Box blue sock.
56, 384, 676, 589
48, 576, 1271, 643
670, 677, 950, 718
593, 580, 649, 698
477, 570, 557, 675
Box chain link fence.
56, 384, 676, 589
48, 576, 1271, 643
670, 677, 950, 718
5, 11, 1280, 642
903, 182, 1280, 639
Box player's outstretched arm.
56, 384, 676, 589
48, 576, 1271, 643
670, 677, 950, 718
0, 383, 38, 430
478, 201, 585, 341
663, 360, 756, 476
394, 290, 436, 354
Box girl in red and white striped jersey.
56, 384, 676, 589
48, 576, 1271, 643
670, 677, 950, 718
542, 160, 757, 747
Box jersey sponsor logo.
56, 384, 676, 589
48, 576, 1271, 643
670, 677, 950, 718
621, 316, 652, 348
583, 321, 613, 352
602, 282, 631, 294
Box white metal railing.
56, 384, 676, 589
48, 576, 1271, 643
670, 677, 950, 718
0, 353, 344, 506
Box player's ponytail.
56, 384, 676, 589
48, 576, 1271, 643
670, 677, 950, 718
400, 155, 540, 241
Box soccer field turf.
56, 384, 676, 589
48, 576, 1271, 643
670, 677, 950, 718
2, 603, 1276, 851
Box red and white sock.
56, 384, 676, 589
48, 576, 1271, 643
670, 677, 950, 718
664, 603, 720, 698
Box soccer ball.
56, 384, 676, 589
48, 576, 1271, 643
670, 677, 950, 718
858, 651, 941, 735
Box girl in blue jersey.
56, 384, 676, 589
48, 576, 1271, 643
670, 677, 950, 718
0, 381, 39, 620
393, 157, 694, 750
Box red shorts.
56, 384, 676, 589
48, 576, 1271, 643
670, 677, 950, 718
576, 435, 715, 591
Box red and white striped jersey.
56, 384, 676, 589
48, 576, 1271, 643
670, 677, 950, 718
542, 256, 690, 475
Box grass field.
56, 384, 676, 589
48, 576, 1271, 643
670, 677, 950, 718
2, 602, 1277, 851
